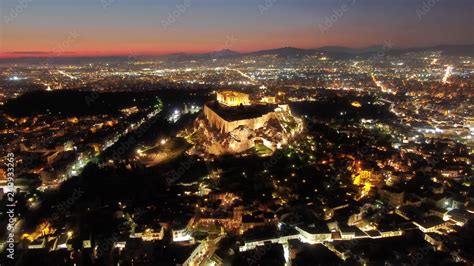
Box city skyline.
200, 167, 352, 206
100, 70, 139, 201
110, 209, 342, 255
1, 1, 473, 265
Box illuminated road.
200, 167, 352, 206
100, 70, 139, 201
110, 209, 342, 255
38, 106, 162, 191
57, 70, 78, 80
371, 74, 387, 93
199, 236, 223, 266
442, 65, 453, 84
226, 67, 258, 84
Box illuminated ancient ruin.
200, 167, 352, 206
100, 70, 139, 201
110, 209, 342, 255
216, 91, 250, 106
187, 91, 303, 155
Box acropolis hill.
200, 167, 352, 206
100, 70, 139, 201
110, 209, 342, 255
186, 91, 303, 155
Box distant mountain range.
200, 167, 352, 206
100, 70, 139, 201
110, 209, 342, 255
237, 44, 474, 58
1, 44, 473, 64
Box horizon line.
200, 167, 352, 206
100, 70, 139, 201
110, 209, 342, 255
1, 43, 473, 60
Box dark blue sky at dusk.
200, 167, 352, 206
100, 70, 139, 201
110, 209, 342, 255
1, 0, 473, 57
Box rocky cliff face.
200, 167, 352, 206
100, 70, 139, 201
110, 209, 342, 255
184, 106, 303, 156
